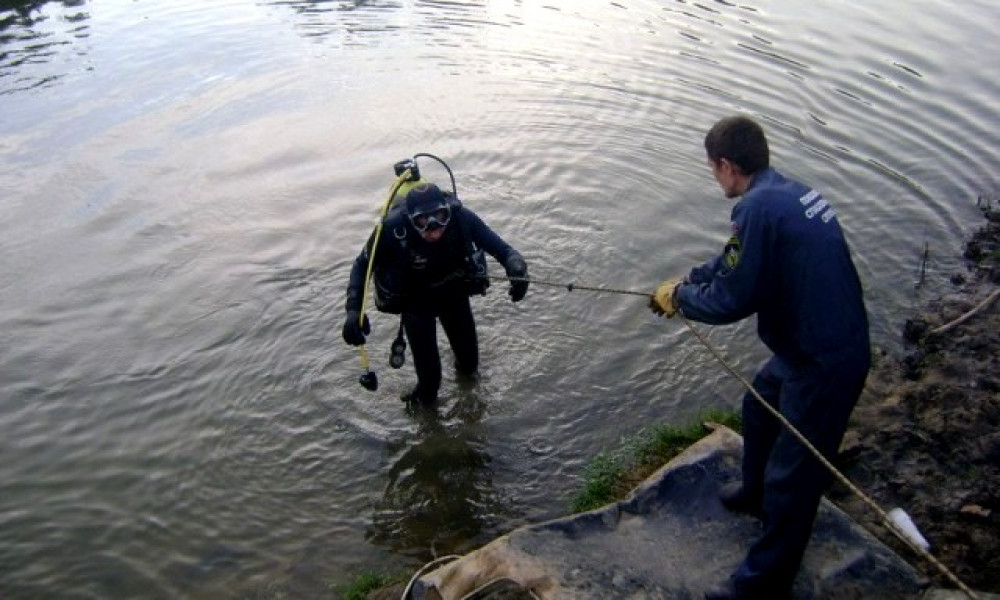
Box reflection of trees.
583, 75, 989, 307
260, 0, 399, 42
261, 0, 483, 44
1, 0, 91, 95
367, 395, 507, 560
261, 0, 384, 17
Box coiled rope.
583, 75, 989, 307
401, 555, 461, 599
401, 554, 542, 600
417, 273, 981, 600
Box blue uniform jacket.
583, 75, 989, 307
676, 168, 869, 368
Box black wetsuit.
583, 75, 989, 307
346, 202, 524, 402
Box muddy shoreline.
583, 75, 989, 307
831, 200, 1000, 594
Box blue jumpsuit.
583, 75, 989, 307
676, 168, 870, 598
346, 202, 523, 402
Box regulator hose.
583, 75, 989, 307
357, 170, 412, 391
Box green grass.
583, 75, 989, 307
570, 409, 742, 513
336, 571, 399, 600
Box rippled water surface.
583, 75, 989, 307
1, 0, 998, 597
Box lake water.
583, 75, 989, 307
1, 0, 997, 598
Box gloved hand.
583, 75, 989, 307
649, 278, 682, 318
505, 255, 529, 302
342, 310, 371, 346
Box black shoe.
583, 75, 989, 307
718, 481, 763, 517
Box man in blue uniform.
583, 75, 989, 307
343, 182, 529, 404
649, 116, 870, 599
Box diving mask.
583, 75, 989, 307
409, 205, 451, 233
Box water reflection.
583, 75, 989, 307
368, 386, 506, 560
265, 0, 402, 41
269, 0, 386, 12
263, 0, 492, 43
0, 0, 90, 94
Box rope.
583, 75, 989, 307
677, 313, 980, 600
489, 273, 980, 598
401, 555, 462, 599
400, 556, 542, 600
402, 274, 980, 599
483, 274, 649, 297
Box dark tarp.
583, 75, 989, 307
411, 426, 928, 600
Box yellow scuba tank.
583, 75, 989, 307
391, 180, 425, 208
372, 159, 424, 314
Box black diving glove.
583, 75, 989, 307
505, 255, 529, 302
342, 310, 371, 346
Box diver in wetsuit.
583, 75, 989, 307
343, 182, 529, 404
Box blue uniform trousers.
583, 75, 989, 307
733, 348, 869, 597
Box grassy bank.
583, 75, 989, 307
335, 570, 407, 600
570, 409, 742, 513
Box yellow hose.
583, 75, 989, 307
357, 170, 412, 371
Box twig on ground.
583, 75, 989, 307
929, 288, 1000, 336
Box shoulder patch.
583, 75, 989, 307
724, 234, 741, 269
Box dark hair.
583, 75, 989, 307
704, 116, 770, 175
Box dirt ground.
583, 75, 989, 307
831, 200, 1000, 595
